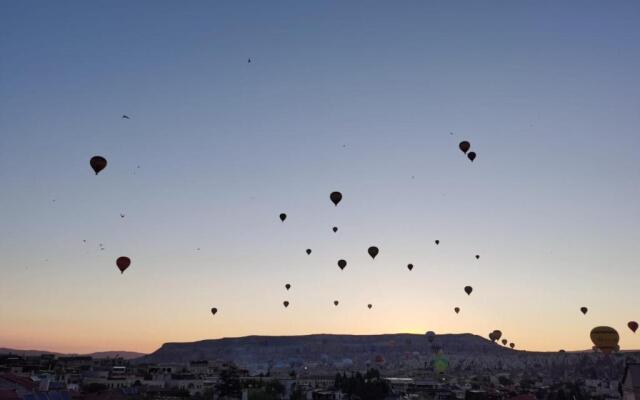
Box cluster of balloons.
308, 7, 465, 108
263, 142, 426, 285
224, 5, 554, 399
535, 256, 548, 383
458, 141, 477, 162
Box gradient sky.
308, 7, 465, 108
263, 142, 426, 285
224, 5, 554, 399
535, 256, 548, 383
1, 1, 639, 354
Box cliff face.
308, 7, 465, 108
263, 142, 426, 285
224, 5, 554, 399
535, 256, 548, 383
137, 333, 512, 364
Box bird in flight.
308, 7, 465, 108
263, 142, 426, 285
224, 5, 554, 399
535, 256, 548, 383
122, 115, 131, 119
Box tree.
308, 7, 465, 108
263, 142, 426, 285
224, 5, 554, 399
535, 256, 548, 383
216, 365, 242, 399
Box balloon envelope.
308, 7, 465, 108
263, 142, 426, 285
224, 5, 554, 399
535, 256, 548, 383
332, 227, 338, 233
210, 308, 218, 316
367, 304, 372, 309
510, 343, 515, 349
628, 321, 638, 333
368, 246, 379, 259
306, 249, 311, 255
279, 213, 287, 222
435, 240, 440, 245
283, 301, 289, 308
407, 264, 413, 271
581, 307, 588, 315
90, 156, 107, 175
501, 339, 507, 345
116, 257, 130, 273
464, 286, 473, 295
330, 191, 342, 206
425, 331, 435, 343
454, 307, 460, 314
459, 141, 470, 154
590, 326, 619, 354
467, 152, 476, 162
338, 259, 347, 270
334, 300, 339, 306
285, 284, 291, 290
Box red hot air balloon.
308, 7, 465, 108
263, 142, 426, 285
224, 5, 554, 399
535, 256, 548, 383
459, 141, 471, 154
467, 152, 476, 162
464, 286, 473, 295
210, 308, 218, 316
90, 156, 107, 175
116, 257, 130, 274
338, 259, 347, 270
629, 321, 639, 333
407, 264, 414, 271
368, 246, 379, 259
454, 307, 460, 314
330, 192, 342, 206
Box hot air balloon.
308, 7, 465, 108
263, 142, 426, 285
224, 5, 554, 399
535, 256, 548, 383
628, 321, 638, 333
283, 301, 290, 308
581, 307, 588, 315
368, 246, 379, 259
459, 141, 470, 154
475, 255, 480, 260
493, 330, 502, 341
330, 191, 342, 206
464, 286, 473, 295
338, 259, 347, 270
116, 257, 130, 274
279, 213, 287, 222
467, 152, 476, 162
332, 227, 338, 233
501, 339, 507, 345
333, 300, 339, 306
454, 307, 460, 314
285, 284, 291, 290
435, 240, 440, 245
407, 264, 414, 271
433, 354, 449, 374
306, 249, 312, 255
509, 343, 515, 349
590, 326, 619, 355
210, 308, 218, 316
367, 304, 372, 309
90, 156, 107, 175
425, 331, 436, 343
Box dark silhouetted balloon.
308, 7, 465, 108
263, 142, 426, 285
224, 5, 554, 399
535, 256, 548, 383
306, 249, 312, 255
332, 226, 338, 233
590, 326, 619, 355
330, 191, 342, 206
454, 307, 460, 314
459, 141, 470, 154
407, 264, 414, 271
435, 240, 440, 245
425, 331, 435, 343
211, 308, 217, 316
467, 152, 476, 162
581, 307, 588, 315
90, 156, 107, 175
475, 255, 480, 260
368, 246, 379, 259
279, 213, 287, 222
628, 321, 638, 333
334, 300, 339, 306
501, 339, 508, 345
368, 304, 372, 309
338, 259, 347, 270
464, 286, 473, 295
116, 257, 130, 274
493, 330, 503, 341
283, 301, 289, 308
285, 284, 291, 290
510, 343, 515, 349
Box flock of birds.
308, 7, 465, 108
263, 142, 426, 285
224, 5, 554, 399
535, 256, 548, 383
87, 129, 637, 355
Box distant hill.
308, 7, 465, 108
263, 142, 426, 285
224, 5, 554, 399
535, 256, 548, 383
137, 333, 522, 365
0, 348, 145, 360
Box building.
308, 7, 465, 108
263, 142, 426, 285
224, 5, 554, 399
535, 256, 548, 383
622, 364, 640, 400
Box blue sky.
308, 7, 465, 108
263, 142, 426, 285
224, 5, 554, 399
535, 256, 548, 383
1, 1, 639, 353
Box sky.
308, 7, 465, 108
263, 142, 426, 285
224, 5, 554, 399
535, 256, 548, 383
1, 1, 639, 354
